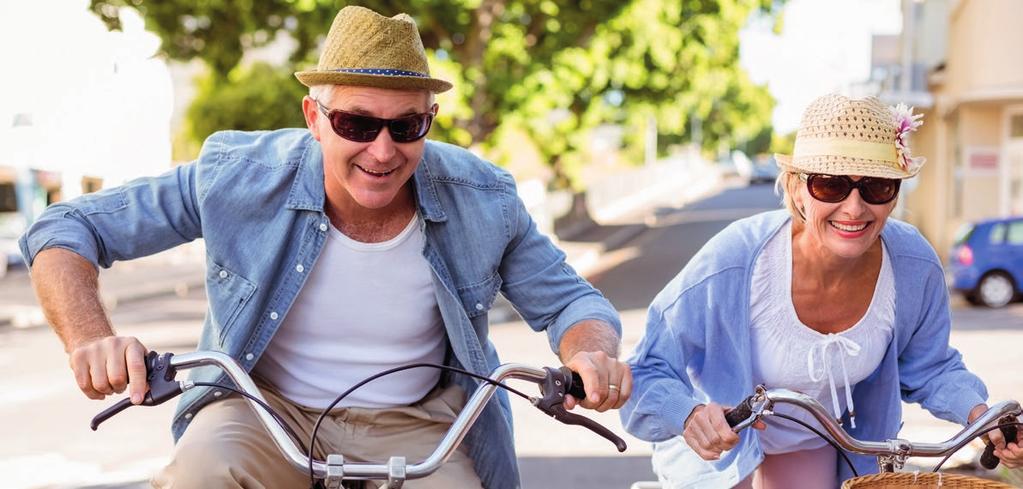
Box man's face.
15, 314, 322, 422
303, 86, 435, 214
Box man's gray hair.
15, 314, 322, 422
308, 84, 435, 106
309, 84, 336, 102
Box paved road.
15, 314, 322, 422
2, 182, 1022, 489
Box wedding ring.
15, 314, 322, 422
608, 384, 619, 391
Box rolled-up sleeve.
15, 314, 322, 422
19, 162, 203, 269
495, 173, 620, 354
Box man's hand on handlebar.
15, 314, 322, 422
69, 335, 149, 405
562, 350, 632, 412
683, 403, 765, 461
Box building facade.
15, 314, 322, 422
882, 0, 1023, 259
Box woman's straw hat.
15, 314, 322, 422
775, 94, 925, 179
295, 6, 452, 93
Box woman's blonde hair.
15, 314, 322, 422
774, 170, 802, 220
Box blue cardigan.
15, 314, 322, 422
620, 210, 988, 487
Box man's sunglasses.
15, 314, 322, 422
316, 100, 434, 143
800, 173, 901, 205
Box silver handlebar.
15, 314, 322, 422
740, 385, 1022, 459
169, 351, 548, 481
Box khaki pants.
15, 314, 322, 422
153, 381, 482, 489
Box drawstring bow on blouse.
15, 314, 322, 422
807, 334, 861, 429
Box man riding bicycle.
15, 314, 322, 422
19, 6, 631, 488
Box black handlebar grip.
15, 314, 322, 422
561, 367, 588, 401
725, 396, 756, 428
980, 416, 1018, 470
90, 351, 182, 431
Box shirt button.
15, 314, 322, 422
218, 270, 228, 279
213, 390, 223, 397
245, 353, 254, 361
295, 264, 304, 273
184, 412, 193, 420
319, 223, 328, 232
270, 312, 279, 320
475, 303, 484, 311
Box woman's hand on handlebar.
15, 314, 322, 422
562, 351, 632, 412
971, 403, 1023, 468
684, 403, 765, 461
68, 335, 149, 404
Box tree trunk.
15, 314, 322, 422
465, 0, 504, 144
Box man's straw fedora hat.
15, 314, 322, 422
295, 6, 452, 93
776, 94, 925, 179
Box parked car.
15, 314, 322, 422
0, 181, 24, 280
0, 237, 19, 279
749, 156, 780, 184
947, 216, 1023, 308
716, 150, 755, 184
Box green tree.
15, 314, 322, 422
508, 0, 777, 185
90, 0, 628, 146
187, 62, 308, 144
92, 0, 780, 186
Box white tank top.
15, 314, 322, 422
750, 222, 894, 454
254, 213, 446, 409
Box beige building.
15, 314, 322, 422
881, 0, 1023, 260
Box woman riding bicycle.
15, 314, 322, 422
620, 94, 1023, 488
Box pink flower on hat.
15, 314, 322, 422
890, 103, 925, 173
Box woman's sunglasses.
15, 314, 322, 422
316, 100, 434, 143
800, 173, 901, 205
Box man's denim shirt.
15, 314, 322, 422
20, 129, 621, 489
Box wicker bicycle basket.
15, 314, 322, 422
841, 472, 1015, 489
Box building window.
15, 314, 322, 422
0, 182, 16, 213
82, 176, 103, 194
1011, 114, 1023, 139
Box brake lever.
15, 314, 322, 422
533, 367, 628, 452
726, 385, 769, 433
90, 351, 182, 430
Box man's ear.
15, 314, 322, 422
302, 96, 322, 141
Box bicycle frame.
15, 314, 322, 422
730, 385, 1023, 472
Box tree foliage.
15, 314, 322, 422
187, 62, 308, 143
508, 0, 777, 184
92, 0, 781, 187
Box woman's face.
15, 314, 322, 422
792, 174, 898, 260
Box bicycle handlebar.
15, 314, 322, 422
90, 350, 627, 482
725, 385, 1021, 464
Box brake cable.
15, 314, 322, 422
305, 363, 535, 486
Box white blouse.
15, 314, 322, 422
750, 222, 895, 454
